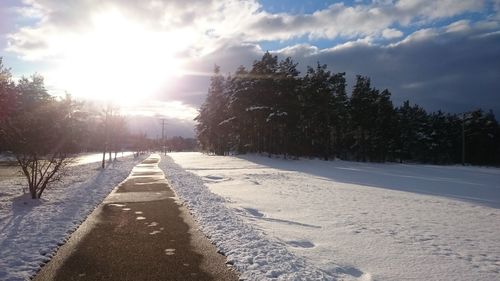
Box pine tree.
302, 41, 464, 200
370, 89, 397, 162
463, 109, 500, 164
273, 57, 300, 157
248, 52, 279, 153
301, 63, 336, 159
227, 66, 252, 153
396, 101, 430, 162
350, 75, 375, 161
195, 65, 230, 155
330, 72, 349, 159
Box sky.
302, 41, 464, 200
1, 0, 500, 137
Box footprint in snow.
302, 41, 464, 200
164, 248, 176, 256
109, 203, 126, 207
244, 207, 264, 218
203, 175, 230, 182
287, 240, 315, 248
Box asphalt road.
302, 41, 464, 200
34, 154, 239, 281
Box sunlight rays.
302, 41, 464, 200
48, 9, 193, 105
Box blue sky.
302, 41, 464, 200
1, 0, 500, 136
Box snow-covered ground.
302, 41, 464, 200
163, 152, 500, 281
71, 151, 134, 165
0, 154, 145, 281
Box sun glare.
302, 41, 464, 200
50, 9, 192, 105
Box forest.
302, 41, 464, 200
196, 52, 500, 165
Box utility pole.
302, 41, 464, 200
462, 112, 465, 166
161, 118, 166, 156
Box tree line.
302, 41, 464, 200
196, 52, 500, 165
0, 58, 149, 198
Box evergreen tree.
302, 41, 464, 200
463, 109, 500, 165
350, 75, 375, 161
195, 65, 230, 155
301, 63, 335, 159
273, 57, 300, 157
329, 72, 349, 159
396, 101, 430, 162
369, 89, 397, 162
227, 66, 252, 152
248, 52, 279, 153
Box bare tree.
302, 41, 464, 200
100, 104, 127, 167
1, 96, 80, 198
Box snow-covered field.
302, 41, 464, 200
0, 154, 144, 281
163, 152, 500, 281
70, 151, 134, 165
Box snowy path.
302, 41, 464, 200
166, 152, 500, 281
0, 155, 145, 281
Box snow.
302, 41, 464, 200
219, 117, 236, 126
160, 155, 332, 280
0, 151, 134, 166
246, 106, 271, 111
164, 152, 500, 281
267, 111, 288, 122
70, 151, 134, 165
0, 154, 144, 281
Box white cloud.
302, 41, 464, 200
7, 0, 492, 62
493, 0, 500, 19
270, 23, 500, 115
382, 28, 404, 39
247, 3, 395, 41
246, 0, 488, 41
389, 28, 438, 46
445, 20, 471, 33
395, 0, 484, 23
275, 44, 319, 58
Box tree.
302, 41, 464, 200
0, 58, 16, 122
462, 109, 500, 165
427, 111, 459, 164
350, 75, 375, 161
0, 74, 82, 198
396, 101, 430, 162
195, 65, 230, 155
227, 65, 253, 153
0, 58, 17, 151
99, 103, 127, 167
330, 72, 349, 159
274, 57, 300, 157
301, 63, 335, 159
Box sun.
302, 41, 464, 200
49, 9, 193, 106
